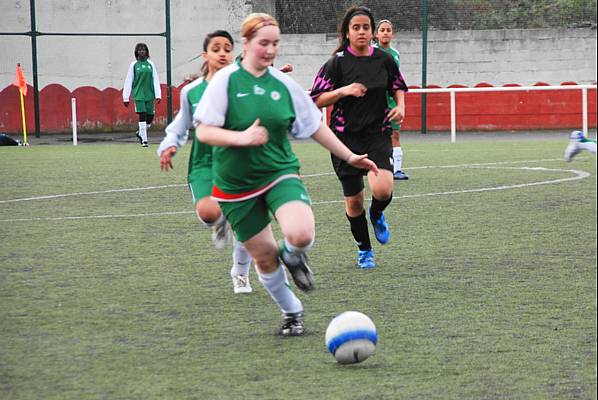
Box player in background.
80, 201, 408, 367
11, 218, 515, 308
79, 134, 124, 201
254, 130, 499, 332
123, 43, 161, 147
310, 6, 408, 269
373, 19, 409, 180
158, 30, 253, 294
193, 13, 378, 336
564, 130, 597, 161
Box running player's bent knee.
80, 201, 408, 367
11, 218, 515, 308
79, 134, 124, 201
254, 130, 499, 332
284, 235, 314, 253
346, 198, 365, 215
253, 252, 280, 273
195, 199, 221, 225
285, 228, 315, 250
195, 208, 221, 225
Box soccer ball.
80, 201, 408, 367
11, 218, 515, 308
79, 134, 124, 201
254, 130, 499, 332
325, 311, 377, 364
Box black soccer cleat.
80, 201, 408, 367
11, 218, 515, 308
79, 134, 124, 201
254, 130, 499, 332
279, 241, 315, 292
135, 130, 143, 144
280, 312, 305, 336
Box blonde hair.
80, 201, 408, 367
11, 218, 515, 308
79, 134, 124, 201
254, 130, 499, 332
241, 13, 279, 40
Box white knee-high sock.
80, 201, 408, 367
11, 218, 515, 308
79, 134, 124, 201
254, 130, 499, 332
258, 265, 302, 314
230, 238, 252, 277
138, 121, 147, 142
393, 146, 403, 172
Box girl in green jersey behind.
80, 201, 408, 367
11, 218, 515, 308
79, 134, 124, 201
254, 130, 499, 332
194, 13, 379, 336
373, 19, 409, 180
123, 43, 162, 147
158, 31, 253, 295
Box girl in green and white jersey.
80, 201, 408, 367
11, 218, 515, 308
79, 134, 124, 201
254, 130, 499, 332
123, 43, 161, 147
373, 19, 409, 180
157, 31, 253, 295
194, 13, 379, 336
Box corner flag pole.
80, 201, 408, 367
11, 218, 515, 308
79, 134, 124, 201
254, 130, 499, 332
14, 63, 28, 145
20, 88, 27, 145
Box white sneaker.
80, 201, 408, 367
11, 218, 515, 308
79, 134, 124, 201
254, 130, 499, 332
211, 219, 231, 250
564, 139, 581, 162
232, 274, 252, 294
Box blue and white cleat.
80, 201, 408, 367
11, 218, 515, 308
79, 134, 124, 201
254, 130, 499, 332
369, 208, 390, 244
358, 249, 376, 269
393, 170, 409, 180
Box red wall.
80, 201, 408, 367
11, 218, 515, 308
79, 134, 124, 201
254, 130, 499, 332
401, 83, 597, 131
0, 84, 180, 133
0, 82, 595, 133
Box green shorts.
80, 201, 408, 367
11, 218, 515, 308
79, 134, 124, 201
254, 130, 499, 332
134, 100, 155, 115
219, 178, 312, 242
188, 175, 213, 204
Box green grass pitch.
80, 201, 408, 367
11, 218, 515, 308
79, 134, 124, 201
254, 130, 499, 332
1, 135, 596, 399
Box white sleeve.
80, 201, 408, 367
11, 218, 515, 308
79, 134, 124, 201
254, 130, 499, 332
193, 64, 237, 127
149, 60, 161, 99
157, 81, 199, 156
123, 61, 135, 101
269, 67, 322, 139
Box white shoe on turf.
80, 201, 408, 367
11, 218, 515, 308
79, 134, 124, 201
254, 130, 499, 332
232, 274, 252, 294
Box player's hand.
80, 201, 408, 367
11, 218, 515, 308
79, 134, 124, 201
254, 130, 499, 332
279, 63, 293, 73
123, 101, 129, 108
387, 104, 405, 124
342, 83, 367, 98
347, 153, 379, 176
160, 146, 177, 171
241, 118, 268, 146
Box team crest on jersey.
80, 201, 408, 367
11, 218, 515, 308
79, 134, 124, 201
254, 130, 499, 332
253, 85, 265, 95
270, 91, 281, 101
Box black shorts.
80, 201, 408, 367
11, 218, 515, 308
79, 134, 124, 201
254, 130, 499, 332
331, 132, 393, 197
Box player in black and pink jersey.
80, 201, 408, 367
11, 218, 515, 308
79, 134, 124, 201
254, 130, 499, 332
310, 6, 408, 269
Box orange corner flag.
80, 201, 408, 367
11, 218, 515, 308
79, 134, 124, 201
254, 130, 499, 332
13, 63, 28, 96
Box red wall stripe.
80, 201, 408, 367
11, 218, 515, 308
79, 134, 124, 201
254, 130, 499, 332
0, 83, 595, 133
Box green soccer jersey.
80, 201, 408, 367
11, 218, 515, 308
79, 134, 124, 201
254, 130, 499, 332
186, 80, 213, 179
373, 43, 401, 109
373, 44, 401, 69
123, 59, 161, 102
157, 77, 213, 181
193, 61, 321, 200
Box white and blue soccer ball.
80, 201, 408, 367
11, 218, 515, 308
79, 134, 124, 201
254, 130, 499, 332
325, 311, 377, 364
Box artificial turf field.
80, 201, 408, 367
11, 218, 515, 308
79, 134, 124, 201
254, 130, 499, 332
1, 133, 596, 399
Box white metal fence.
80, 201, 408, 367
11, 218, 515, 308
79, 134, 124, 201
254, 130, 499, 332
408, 85, 597, 142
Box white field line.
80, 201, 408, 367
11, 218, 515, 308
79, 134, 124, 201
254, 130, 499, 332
313, 167, 590, 205
0, 160, 592, 223
0, 184, 186, 204
0, 158, 566, 204
2, 211, 193, 223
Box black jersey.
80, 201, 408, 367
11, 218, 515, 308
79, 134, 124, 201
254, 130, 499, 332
310, 46, 408, 139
